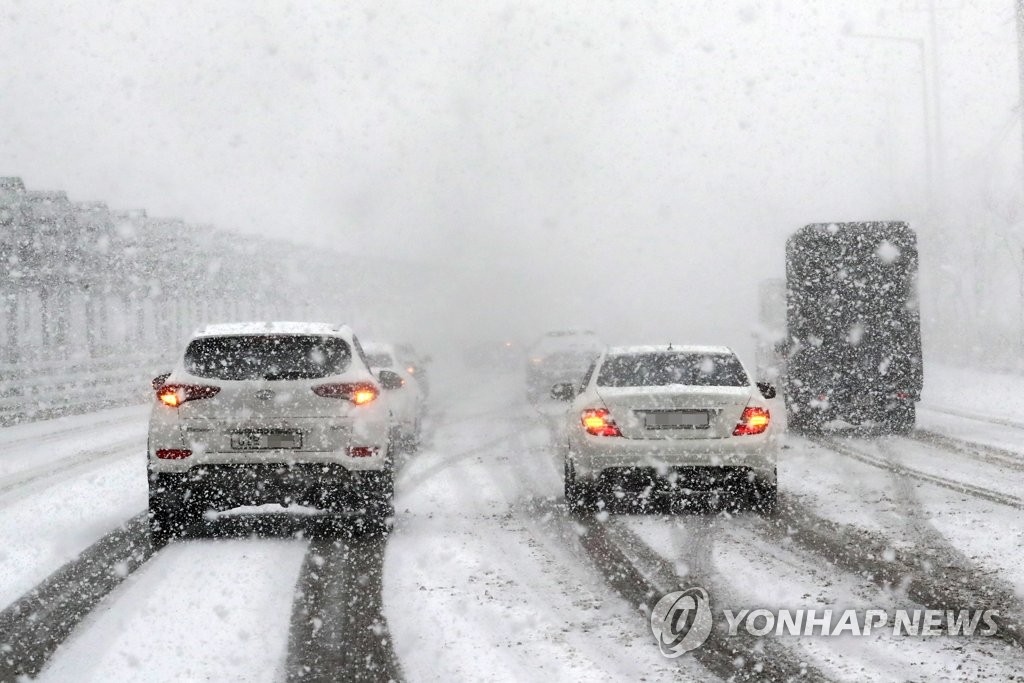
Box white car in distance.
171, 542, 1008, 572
553, 345, 779, 514
147, 322, 405, 545
362, 341, 424, 451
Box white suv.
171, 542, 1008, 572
147, 322, 402, 544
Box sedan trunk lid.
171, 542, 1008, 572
594, 385, 753, 439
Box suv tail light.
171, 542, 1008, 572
733, 406, 770, 436
312, 382, 379, 405
157, 384, 221, 408
581, 408, 621, 437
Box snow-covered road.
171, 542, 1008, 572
2, 369, 1023, 681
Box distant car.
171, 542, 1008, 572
362, 341, 424, 450
525, 330, 602, 401
147, 322, 404, 545
554, 345, 778, 514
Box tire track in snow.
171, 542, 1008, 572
908, 429, 1024, 473
813, 435, 1024, 511
761, 492, 1024, 651
396, 431, 520, 495
0, 409, 140, 452
286, 534, 403, 682
452, 410, 693, 679
0, 513, 154, 680
0, 436, 139, 503
922, 405, 1024, 432
873, 439, 1024, 650
525, 498, 825, 682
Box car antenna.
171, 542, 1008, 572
667, 341, 673, 350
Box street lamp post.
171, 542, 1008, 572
1017, 0, 1024, 196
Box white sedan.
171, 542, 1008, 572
553, 345, 779, 514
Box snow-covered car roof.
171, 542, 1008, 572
361, 341, 395, 355
194, 322, 351, 338
604, 344, 735, 356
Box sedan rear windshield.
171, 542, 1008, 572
184, 335, 352, 381
596, 352, 749, 387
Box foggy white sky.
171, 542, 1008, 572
1, 1, 1021, 356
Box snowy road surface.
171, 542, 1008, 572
1, 368, 1023, 681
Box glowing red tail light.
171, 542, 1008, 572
157, 384, 221, 408
312, 382, 379, 405
156, 449, 192, 459
581, 408, 621, 437
733, 406, 770, 436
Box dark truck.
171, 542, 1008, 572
784, 222, 922, 434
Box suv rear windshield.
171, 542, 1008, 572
184, 335, 352, 381
597, 352, 749, 387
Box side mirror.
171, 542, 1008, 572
152, 372, 171, 390
378, 369, 405, 391
757, 381, 777, 400
550, 382, 577, 402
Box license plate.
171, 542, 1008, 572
230, 431, 302, 450
644, 410, 710, 429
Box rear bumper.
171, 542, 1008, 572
569, 432, 777, 482
786, 393, 917, 425
147, 446, 390, 474
149, 464, 391, 511
596, 465, 767, 492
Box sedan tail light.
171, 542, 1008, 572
581, 408, 621, 437
733, 406, 770, 436
157, 384, 221, 408
312, 382, 379, 405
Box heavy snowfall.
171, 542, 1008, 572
2, 2, 1024, 682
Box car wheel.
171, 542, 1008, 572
413, 419, 424, 450
786, 405, 821, 435
749, 474, 777, 517
405, 422, 421, 454
356, 467, 395, 536
882, 402, 915, 436
148, 476, 200, 547
564, 459, 594, 514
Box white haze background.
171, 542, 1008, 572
1, 0, 1020, 360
